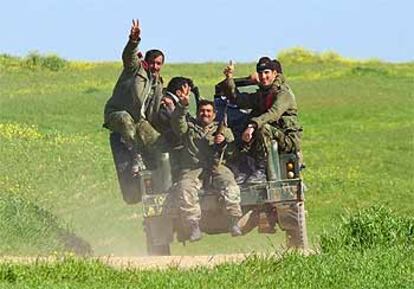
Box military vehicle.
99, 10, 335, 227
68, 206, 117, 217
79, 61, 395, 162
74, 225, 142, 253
109, 78, 308, 256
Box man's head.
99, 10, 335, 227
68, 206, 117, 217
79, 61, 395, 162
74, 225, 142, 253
256, 57, 282, 87
166, 77, 192, 98
197, 99, 216, 127
144, 49, 165, 77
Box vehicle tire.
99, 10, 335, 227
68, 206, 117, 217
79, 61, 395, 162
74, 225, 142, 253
278, 201, 308, 250
144, 217, 173, 256
147, 241, 171, 256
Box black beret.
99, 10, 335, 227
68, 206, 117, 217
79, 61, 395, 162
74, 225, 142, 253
256, 57, 283, 73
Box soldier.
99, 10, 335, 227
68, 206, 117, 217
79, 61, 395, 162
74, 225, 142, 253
158, 76, 195, 182
171, 93, 242, 241
221, 57, 303, 183
103, 19, 165, 175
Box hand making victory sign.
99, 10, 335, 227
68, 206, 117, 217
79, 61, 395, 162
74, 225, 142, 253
130, 19, 141, 41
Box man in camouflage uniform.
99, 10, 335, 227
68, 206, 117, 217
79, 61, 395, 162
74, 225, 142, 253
103, 19, 165, 174
171, 93, 242, 241
158, 77, 196, 182
221, 57, 303, 183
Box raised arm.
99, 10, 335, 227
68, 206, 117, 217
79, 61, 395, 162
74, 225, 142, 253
221, 61, 255, 109
122, 19, 141, 72
171, 90, 191, 136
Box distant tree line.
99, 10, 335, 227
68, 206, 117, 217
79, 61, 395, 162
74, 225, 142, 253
0, 51, 67, 71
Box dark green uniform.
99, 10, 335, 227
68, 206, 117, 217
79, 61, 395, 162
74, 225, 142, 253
157, 92, 189, 181
223, 74, 302, 160
103, 38, 164, 149
171, 103, 242, 223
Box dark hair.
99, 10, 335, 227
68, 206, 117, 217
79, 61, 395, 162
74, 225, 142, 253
166, 76, 192, 94
273, 59, 283, 73
144, 49, 165, 63
198, 99, 215, 111
256, 56, 283, 73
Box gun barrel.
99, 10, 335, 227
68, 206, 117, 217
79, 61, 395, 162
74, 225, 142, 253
233, 76, 256, 87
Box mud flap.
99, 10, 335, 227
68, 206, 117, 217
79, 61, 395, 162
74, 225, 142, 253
144, 216, 173, 256
238, 210, 259, 234
276, 201, 308, 249
238, 207, 277, 235
199, 194, 229, 234
109, 132, 141, 204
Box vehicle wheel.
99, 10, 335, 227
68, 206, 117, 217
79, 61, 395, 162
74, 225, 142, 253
278, 201, 308, 250
147, 241, 171, 256
144, 217, 173, 256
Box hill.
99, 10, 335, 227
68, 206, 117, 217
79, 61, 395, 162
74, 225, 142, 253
0, 49, 413, 256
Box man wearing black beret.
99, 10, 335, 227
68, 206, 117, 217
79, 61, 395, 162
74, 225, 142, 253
221, 57, 303, 183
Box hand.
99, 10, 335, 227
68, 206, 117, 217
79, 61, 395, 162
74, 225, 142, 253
223, 60, 234, 79
242, 127, 254, 143
130, 19, 141, 41
178, 91, 190, 106
161, 97, 175, 111
214, 133, 225, 144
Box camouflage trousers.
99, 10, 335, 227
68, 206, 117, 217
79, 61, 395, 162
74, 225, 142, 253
106, 110, 161, 169
174, 166, 242, 223
105, 110, 160, 149
245, 123, 302, 161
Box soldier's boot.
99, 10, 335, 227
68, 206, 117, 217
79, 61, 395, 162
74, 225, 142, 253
130, 153, 146, 176
127, 145, 145, 176
245, 160, 266, 184
120, 137, 144, 176
235, 172, 248, 185
188, 220, 202, 242
228, 162, 248, 185
130, 154, 140, 175
229, 216, 242, 237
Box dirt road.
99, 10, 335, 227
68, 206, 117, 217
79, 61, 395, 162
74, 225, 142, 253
0, 254, 250, 269
1, 250, 313, 269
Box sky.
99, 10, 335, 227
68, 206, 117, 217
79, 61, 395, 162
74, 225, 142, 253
0, 0, 412, 63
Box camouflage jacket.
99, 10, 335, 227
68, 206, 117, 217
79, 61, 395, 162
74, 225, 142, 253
223, 75, 302, 133
103, 39, 164, 131
171, 103, 235, 170
157, 92, 193, 151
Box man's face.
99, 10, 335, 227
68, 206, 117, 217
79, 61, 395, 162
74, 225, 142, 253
147, 55, 164, 76
198, 104, 216, 127
258, 69, 277, 87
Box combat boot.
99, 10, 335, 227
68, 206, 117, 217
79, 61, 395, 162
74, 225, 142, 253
122, 138, 145, 176
130, 153, 140, 175
130, 153, 146, 176
235, 172, 248, 185
188, 220, 202, 242
229, 217, 242, 237
245, 161, 266, 184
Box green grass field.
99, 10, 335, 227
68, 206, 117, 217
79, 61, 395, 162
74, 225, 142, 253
1, 206, 413, 288
1, 50, 413, 256
0, 50, 413, 287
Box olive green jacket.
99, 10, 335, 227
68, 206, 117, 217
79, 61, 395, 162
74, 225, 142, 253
171, 103, 235, 170
103, 39, 164, 131
223, 75, 301, 131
